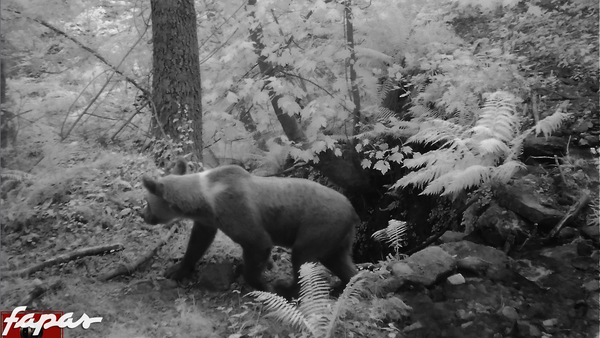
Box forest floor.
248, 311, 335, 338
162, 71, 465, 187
0, 153, 290, 337
1, 150, 599, 338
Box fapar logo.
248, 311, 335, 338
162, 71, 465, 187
1, 306, 102, 338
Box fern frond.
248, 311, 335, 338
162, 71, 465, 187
492, 160, 525, 183
408, 119, 462, 145
376, 107, 396, 121
248, 291, 308, 332
395, 161, 452, 190
324, 271, 366, 338
395, 91, 537, 199
298, 263, 332, 318
377, 78, 398, 103
371, 219, 407, 252
409, 104, 437, 119
477, 91, 518, 142
1, 169, 35, 182
438, 165, 492, 196
478, 138, 510, 156
421, 171, 457, 196
534, 104, 569, 138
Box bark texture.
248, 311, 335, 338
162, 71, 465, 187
344, 0, 362, 137
150, 0, 203, 160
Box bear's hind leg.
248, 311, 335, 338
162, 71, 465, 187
275, 248, 320, 300
320, 249, 358, 296
165, 222, 217, 281
241, 246, 272, 292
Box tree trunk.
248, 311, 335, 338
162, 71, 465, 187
245, 0, 373, 193
150, 0, 203, 161
247, 0, 306, 144
343, 0, 361, 138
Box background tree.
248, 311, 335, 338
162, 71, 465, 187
150, 0, 203, 162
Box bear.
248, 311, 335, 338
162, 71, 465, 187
141, 159, 359, 299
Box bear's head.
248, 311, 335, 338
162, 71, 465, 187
140, 159, 188, 225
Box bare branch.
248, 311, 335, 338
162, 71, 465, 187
4, 243, 125, 278
6, 8, 151, 98
98, 224, 178, 281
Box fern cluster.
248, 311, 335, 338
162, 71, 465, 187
394, 91, 568, 198
248, 263, 365, 338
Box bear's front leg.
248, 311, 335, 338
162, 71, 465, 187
164, 261, 194, 281
164, 222, 217, 282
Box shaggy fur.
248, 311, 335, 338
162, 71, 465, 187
141, 159, 359, 299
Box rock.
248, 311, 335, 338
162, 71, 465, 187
523, 136, 567, 159
573, 120, 592, 133
591, 292, 600, 308
583, 279, 600, 292
513, 259, 552, 283
447, 273, 466, 285
587, 308, 600, 323
440, 230, 466, 243
476, 202, 530, 247
577, 240, 594, 256
388, 246, 456, 287
370, 273, 405, 296
403, 321, 423, 332
572, 256, 598, 271
457, 309, 476, 320
389, 262, 414, 276
542, 318, 558, 328
583, 134, 600, 146
441, 240, 510, 267
581, 225, 600, 243
460, 321, 473, 329
540, 242, 578, 260
517, 320, 542, 337
500, 306, 520, 320
495, 176, 564, 229
456, 257, 491, 276
557, 226, 576, 240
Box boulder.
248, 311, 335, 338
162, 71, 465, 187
495, 175, 564, 229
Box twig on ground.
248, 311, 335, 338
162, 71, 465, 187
98, 224, 178, 281
545, 190, 591, 240
4, 244, 125, 278
554, 155, 567, 185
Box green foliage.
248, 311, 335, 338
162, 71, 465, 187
496, 0, 598, 76
248, 262, 366, 338
393, 91, 568, 198
5, 0, 593, 174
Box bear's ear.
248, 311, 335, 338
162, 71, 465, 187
142, 176, 165, 197
171, 158, 188, 175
